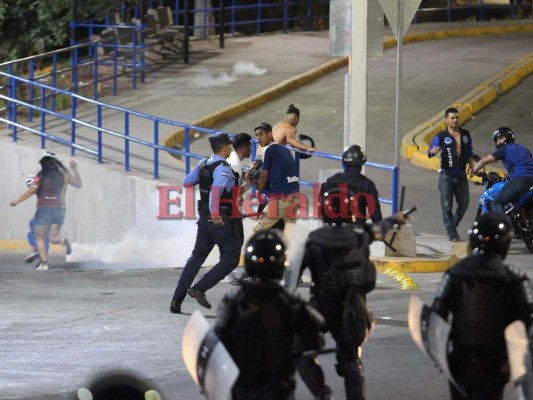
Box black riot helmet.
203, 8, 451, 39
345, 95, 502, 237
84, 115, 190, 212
244, 230, 287, 280
468, 212, 513, 258
492, 127, 515, 149
321, 186, 356, 225
342, 145, 367, 168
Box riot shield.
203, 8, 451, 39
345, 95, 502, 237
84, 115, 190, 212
182, 310, 239, 400
505, 320, 533, 400
283, 222, 310, 291
408, 295, 464, 396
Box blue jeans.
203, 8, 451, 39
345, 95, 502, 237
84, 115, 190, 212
34, 207, 65, 227
438, 171, 470, 237
492, 176, 533, 215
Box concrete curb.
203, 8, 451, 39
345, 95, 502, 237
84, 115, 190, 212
0, 240, 63, 253
402, 50, 533, 172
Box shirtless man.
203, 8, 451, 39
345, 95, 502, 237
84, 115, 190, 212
272, 104, 316, 152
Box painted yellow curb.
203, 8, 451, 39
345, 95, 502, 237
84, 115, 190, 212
0, 240, 63, 253
382, 267, 420, 291
373, 254, 459, 273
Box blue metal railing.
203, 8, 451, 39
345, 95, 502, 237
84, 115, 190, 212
0, 28, 150, 119
0, 69, 399, 212
71, 0, 527, 46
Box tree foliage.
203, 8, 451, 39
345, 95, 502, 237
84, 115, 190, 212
0, 0, 136, 61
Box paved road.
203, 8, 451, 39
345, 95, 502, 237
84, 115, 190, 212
1, 22, 533, 400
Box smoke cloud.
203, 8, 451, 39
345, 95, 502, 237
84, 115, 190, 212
66, 189, 221, 269
189, 61, 267, 89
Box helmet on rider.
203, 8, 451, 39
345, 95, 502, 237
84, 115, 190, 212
321, 186, 356, 225
492, 127, 515, 149
244, 230, 287, 280
342, 145, 367, 168
468, 212, 513, 258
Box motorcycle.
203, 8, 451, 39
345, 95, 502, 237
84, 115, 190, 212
475, 171, 533, 253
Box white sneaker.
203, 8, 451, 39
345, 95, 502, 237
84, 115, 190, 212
36, 262, 49, 271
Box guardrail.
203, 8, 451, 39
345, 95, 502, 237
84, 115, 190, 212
0, 27, 151, 123
0, 70, 399, 212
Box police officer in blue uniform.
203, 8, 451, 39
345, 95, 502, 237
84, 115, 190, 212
473, 127, 533, 215
321, 145, 383, 224
428, 107, 476, 242
170, 133, 241, 314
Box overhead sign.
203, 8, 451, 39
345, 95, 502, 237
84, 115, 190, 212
377, 0, 422, 39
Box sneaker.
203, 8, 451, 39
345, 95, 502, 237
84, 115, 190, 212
169, 300, 182, 314
36, 262, 49, 271
62, 238, 72, 255
448, 233, 461, 242
25, 251, 39, 264
188, 286, 212, 309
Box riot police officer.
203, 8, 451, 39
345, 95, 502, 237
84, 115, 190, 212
300, 187, 408, 400
170, 133, 241, 313
214, 230, 328, 400
431, 212, 533, 400
321, 145, 382, 224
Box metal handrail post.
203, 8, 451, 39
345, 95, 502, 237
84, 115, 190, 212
219, 0, 225, 49
184, 0, 190, 64
93, 43, 99, 100
11, 67, 18, 141
73, 48, 79, 94
52, 54, 58, 111
132, 31, 138, 90
7, 64, 14, 132
392, 166, 399, 213
71, 95, 77, 155
97, 104, 103, 163
125, 112, 130, 170
113, 37, 118, 95
40, 86, 46, 135
185, 127, 191, 173
154, 120, 160, 179
29, 59, 35, 122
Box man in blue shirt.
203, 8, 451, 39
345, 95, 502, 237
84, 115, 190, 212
473, 127, 533, 215
170, 133, 241, 314
253, 122, 300, 233
428, 107, 476, 242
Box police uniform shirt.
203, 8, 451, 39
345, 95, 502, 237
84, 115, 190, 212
184, 155, 235, 214
428, 128, 473, 173
492, 143, 533, 178
263, 143, 299, 196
